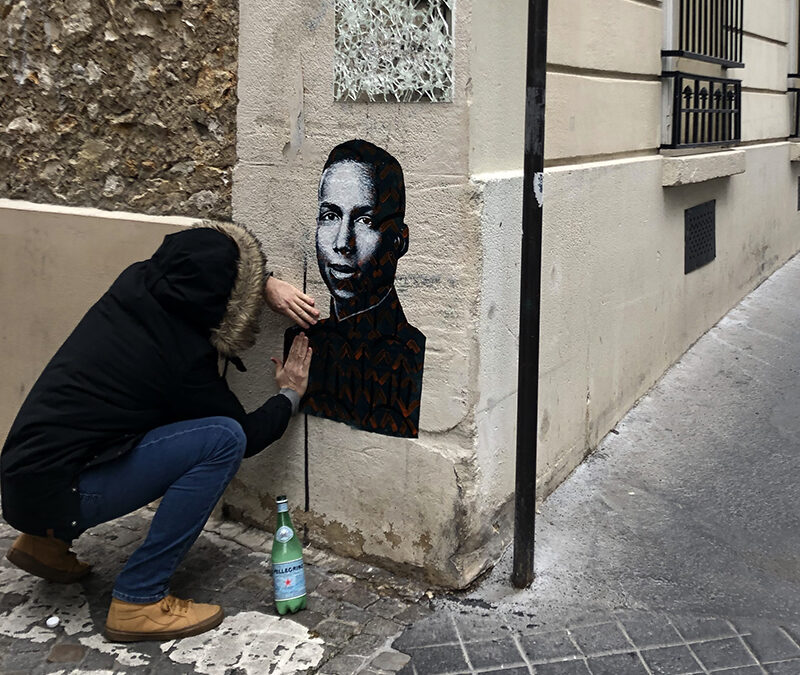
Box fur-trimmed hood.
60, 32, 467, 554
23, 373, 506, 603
199, 221, 267, 358
145, 221, 267, 358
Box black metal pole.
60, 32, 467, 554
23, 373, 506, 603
512, 0, 549, 590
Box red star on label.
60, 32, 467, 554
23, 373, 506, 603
285, 579, 292, 586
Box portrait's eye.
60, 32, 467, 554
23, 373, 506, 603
318, 211, 339, 223
356, 215, 374, 228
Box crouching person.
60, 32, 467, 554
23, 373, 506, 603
0, 221, 316, 642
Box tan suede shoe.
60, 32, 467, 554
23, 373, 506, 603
105, 595, 224, 642
6, 533, 91, 583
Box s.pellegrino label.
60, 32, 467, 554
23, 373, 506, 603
273, 557, 306, 601
272, 495, 307, 614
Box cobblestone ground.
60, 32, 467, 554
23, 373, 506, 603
0, 510, 432, 675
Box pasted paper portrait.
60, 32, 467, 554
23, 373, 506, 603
285, 140, 425, 437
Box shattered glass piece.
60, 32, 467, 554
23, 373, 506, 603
334, 0, 453, 103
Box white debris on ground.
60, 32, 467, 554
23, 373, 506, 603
0, 566, 92, 642
166, 611, 325, 675
79, 632, 151, 667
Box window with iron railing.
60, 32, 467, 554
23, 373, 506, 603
662, 73, 741, 149
663, 0, 744, 68
662, 0, 745, 149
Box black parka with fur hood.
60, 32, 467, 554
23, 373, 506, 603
1, 222, 291, 539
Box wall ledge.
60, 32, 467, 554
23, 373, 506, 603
661, 149, 746, 187
0, 198, 199, 227
790, 141, 800, 162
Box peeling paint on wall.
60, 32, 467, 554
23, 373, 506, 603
534, 171, 544, 208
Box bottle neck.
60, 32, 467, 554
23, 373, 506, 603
277, 512, 293, 529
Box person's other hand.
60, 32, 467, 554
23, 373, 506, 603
271, 333, 312, 397
264, 276, 319, 328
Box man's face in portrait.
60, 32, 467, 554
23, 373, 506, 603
316, 160, 402, 318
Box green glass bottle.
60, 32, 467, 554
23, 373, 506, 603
271, 495, 307, 615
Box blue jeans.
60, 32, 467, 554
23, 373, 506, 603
77, 417, 246, 603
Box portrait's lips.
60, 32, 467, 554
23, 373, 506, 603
328, 263, 357, 281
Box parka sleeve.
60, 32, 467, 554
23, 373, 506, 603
172, 358, 293, 458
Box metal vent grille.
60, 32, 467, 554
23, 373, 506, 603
685, 200, 716, 274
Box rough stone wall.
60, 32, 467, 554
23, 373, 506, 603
0, 0, 237, 219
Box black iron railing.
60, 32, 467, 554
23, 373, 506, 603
786, 2, 799, 138
663, 0, 744, 68
663, 72, 742, 148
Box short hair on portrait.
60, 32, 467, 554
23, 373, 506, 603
321, 140, 407, 234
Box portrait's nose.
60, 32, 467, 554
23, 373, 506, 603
333, 217, 354, 254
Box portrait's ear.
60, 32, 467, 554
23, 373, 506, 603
395, 222, 409, 258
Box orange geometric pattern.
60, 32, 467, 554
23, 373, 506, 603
285, 288, 425, 438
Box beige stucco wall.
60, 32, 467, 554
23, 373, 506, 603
468, 1, 527, 174
478, 141, 800, 504
539, 143, 800, 492
230, 0, 501, 587
0, 199, 188, 444
476, 0, 800, 510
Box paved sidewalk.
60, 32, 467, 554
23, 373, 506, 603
392, 608, 800, 674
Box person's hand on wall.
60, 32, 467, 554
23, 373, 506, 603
264, 276, 319, 328
271, 333, 312, 397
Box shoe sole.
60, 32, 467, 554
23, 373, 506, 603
5, 548, 91, 584
104, 608, 225, 642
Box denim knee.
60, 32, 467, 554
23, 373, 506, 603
206, 416, 247, 463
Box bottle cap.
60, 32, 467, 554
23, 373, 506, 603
276, 495, 287, 503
